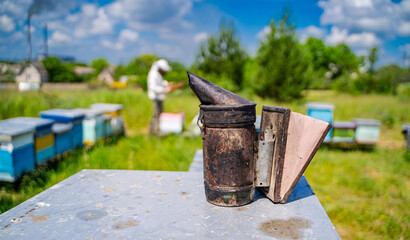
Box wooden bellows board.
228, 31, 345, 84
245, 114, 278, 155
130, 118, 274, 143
258, 106, 332, 203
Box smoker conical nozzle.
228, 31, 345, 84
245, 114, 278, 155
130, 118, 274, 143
187, 72, 255, 106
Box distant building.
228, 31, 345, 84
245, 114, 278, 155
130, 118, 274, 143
74, 66, 95, 76
97, 67, 115, 85
119, 75, 129, 83
0, 63, 21, 75
15, 62, 48, 91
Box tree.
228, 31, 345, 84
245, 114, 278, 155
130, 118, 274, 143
42, 56, 79, 82
368, 47, 379, 75
253, 15, 311, 101
91, 58, 109, 75
194, 20, 247, 90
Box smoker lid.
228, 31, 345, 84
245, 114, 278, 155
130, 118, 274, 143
1, 117, 55, 131
305, 102, 335, 110
187, 72, 255, 106
40, 109, 85, 123
199, 103, 257, 110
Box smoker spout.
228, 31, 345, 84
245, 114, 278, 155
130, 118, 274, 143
187, 72, 254, 106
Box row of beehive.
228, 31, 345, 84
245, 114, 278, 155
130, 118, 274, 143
0, 103, 124, 182
305, 102, 381, 145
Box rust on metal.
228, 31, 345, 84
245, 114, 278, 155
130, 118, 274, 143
188, 71, 256, 207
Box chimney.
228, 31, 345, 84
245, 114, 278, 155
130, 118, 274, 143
43, 23, 48, 57
27, 14, 31, 62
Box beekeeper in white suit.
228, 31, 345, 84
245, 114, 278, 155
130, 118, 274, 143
147, 59, 173, 135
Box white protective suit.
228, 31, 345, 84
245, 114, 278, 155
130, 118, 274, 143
147, 59, 171, 101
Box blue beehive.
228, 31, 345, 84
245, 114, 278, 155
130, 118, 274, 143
352, 118, 381, 145
102, 114, 113, 138
40, 109, 85, 148
306, 102, 335, 143
332, 121, 356, 143
90, 103, 125, 136
2, 117, 56, 164
0, 121, 35, 182
52, 123, 73, 155
73, 108, 105, 145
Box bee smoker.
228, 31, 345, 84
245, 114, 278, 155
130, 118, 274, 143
187, 72, 331, 207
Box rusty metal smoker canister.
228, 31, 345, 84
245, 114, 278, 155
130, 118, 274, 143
188, 72, 256, 207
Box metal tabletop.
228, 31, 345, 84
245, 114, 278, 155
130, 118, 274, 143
0, 151, 340, 239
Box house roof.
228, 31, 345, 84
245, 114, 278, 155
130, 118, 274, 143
18, 62, 48, 77
74, 66, 95, 75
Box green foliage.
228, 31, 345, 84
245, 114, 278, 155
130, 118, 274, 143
123, 54, 160, 89
253, 16, 311, 101
194, 20, 247, 90
397, 82, 410, 100
41, 57, 80, 83
0, 69, 16, 82
304, 37, 329, 71
165, 60, 187, 84
91, 58, 109, 75
303, 37, 363, 89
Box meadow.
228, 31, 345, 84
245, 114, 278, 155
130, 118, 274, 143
0, 87, 409, 240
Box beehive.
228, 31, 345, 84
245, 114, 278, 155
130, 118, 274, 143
2, 117, 56, 164
0, 121, 35, 182
332, 121, 356, 143
352, 118, 381, 145
102, 114, 113, 138
159, 112, 185, 134
73, 108, 105, 145
306, 102, 335, 143
52, 123, 73, 155
40, 109, 85, 148
90, 103, 124, 136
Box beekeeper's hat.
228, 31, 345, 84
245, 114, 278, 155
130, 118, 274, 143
156, 59, 171, 72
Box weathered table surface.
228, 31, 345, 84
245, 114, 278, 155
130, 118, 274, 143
0, 152, 340, 239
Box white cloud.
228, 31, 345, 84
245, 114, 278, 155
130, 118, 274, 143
50, 31, 70, 43
0, 0, 30, 18
101, 39, 123, 50
102, 29, 139, 50
11, 31, 24, 40
193, 32, 209, 43
298, 25, 327, 42
0, 15, 15, 32
397, 21, 410, 36
257, 26, 271, 40
90, 8, 114, 35
325, 26, 381, 48
105, 0, 193, 32
318, 0, 410, 37
119, 29, 139, 42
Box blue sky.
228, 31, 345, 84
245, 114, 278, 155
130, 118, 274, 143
0, 0, 409, 67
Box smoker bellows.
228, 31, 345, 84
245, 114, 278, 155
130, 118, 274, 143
187, 72, 331, 206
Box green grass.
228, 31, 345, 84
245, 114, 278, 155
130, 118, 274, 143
0, 88, 409, 239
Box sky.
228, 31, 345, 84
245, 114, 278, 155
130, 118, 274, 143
0, 0, 409, 67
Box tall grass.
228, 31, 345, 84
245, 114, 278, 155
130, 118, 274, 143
0, 88, 409, 239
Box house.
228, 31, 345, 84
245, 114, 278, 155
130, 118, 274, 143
74, 66, 95, 76
97, 67, 115, 85
15, 62, 48, 91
